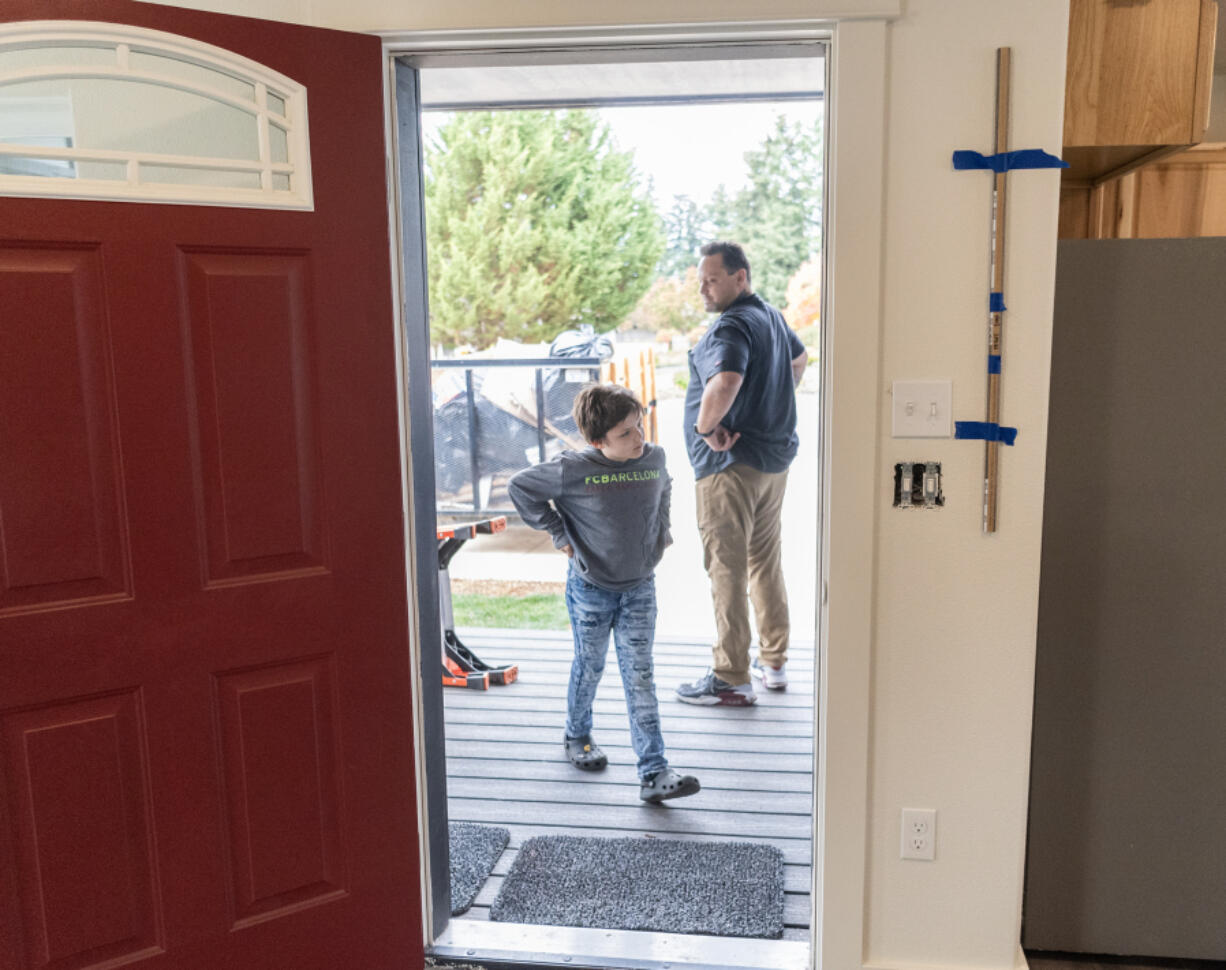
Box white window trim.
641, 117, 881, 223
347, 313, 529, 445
0, 21, 313, 209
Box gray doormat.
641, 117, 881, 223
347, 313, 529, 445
449, 822, 509, 915
489, 835, 784, 938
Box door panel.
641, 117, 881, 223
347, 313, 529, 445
0, 243, 130, 614
2, 691, 161, 970
0, 3, 421, 969
214, 657, 345, 927
179, 247, 326, 583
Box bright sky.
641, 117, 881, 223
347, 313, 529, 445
421, 100, 823, 210
598, 101, 823, 208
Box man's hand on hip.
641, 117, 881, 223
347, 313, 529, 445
705, 425, 740, 452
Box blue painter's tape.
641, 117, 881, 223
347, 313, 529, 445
990, 291, 1006, 312
955, 421, 1017, 445
953, 148, 1070, 172
988, 355, 1002, 374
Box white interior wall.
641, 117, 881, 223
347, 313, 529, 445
869, 6, 1067, 968
135, 1, 1070, 968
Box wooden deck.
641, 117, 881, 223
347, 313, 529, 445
442, 627, 816, 945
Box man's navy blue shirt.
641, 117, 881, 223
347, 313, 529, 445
683, 291, 805, 481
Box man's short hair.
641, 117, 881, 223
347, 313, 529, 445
572, 383, 643, 443
700, 240, 751, 286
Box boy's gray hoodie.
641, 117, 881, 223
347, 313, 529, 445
506, 442, 671, 592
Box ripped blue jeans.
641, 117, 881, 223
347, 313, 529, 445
564, 567, 668, 781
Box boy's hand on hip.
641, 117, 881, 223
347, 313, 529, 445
561, 544, 574, 558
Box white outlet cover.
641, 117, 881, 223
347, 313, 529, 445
892, 380, 952, 438
901, 807, 937, 861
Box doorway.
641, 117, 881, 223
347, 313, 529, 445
391, 37, 829, 970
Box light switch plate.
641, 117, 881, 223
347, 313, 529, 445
892, 380, 952, 438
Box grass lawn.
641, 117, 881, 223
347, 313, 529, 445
451, 593, 569, 630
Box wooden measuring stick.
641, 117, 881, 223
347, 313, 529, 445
983, 47, 1010, 534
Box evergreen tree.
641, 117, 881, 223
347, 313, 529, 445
659, 194, 708, 277
706, 184, 737, 243
698, 115, 823, 307
424, 110, 664, 349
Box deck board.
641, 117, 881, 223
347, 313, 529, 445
443, 628, 815, 943
445, 740, 813, 774
448, 776, 812, 815
445, 758, 813, 793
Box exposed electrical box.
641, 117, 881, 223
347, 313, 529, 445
894, 461, 944, 508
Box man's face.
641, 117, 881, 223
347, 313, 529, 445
698, 254, 747, 313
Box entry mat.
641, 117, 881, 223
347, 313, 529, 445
449, 822, 510, 916
489, 835, 784, 938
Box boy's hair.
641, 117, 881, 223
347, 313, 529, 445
572, 383, 643, 443
700, 240, 751, 286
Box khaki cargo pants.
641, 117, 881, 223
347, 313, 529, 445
695, 462, 790, 686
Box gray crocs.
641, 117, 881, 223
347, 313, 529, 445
639, 768, 701, 803
564, 735, 607, 771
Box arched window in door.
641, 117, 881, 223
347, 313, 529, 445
0, 20, 312, 208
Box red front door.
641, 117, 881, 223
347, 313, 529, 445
0, 3, 423, 969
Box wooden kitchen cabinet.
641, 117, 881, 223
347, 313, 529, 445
1060, 145, 1226, 239
1059, 0, 1220, 237
1063, 0, 1216, 182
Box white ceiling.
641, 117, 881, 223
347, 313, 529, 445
410, 46, 825, 110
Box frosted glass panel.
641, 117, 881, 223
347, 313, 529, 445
129, 50, 255, 102
142, 164, 260, 188
0, 46, 114, 73
0, 78, 258, 159
269, 124, 287, 164
76, 159, 127, 180
0, 155, 75, 177
0, 155, 125, 181
0, 22, 312, 207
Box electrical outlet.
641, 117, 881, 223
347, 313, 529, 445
901, 808, 937, 861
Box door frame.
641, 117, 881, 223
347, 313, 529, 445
381, 17, 889, 969
382, 59, 449, 941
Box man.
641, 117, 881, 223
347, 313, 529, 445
675, 241, 808, 706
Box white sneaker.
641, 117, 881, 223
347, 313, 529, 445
751, 657, 788, 691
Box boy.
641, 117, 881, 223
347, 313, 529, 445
507, 383, 700, 802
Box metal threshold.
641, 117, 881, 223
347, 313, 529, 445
431, 920, 810, 970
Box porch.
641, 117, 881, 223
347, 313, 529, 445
436, 626, 815, 967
